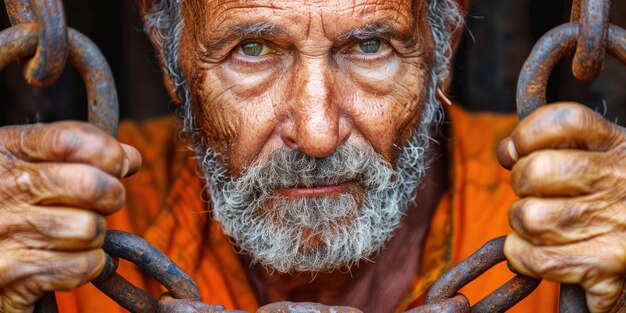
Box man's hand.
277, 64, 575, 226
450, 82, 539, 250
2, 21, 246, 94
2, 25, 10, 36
0, 121, 141, 313
498, 103, 625, 313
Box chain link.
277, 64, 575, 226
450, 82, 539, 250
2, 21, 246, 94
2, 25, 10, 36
422, 237, 541, 313
0, 0, 119, 135
4, 0, 67, 86
517, 0, 626, 119
91, 231, 201, 313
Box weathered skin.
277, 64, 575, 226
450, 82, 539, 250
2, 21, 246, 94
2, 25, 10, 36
498, 103, 626, 313
0, 0, 624, 313
0, 122, 142, 313
178, 0, 434, 175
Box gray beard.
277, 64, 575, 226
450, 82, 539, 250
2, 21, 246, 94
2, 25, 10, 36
194, 116, 433, 273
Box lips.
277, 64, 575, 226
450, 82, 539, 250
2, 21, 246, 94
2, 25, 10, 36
275, 181, 359, 197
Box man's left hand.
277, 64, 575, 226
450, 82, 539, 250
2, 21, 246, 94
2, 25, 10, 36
497, 102, 625, 313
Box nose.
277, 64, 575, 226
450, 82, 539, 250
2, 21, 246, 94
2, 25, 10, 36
282, 59, 345, 158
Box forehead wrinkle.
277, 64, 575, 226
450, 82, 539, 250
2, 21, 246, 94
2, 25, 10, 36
198, 22, 291, 60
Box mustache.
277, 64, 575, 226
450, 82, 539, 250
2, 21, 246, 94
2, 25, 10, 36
231, 144, 397, 191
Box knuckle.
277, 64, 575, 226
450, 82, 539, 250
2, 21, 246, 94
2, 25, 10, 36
26, 209, 103, 243
548, 103, 589, 130
98, 140, 125, 176
72, 212, 105, 242
527, 250, 561, 277
38, 250, 103, 291
27, 211, 66, 239
77, 168, 124, 212
50, 122, 125, 175
600, 242, 626, 276
49, 123, 83, 158
512, 155, 546, 195
77, 167, 108, 202
2, 294, 34, 313
523, 154, 548, 184
63, 260, 93, 289
513, 199, 550, 237
14, 168, 52, 204
0, 248, 38, 284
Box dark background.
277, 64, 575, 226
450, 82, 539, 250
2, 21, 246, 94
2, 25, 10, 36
0, 0, 625, 126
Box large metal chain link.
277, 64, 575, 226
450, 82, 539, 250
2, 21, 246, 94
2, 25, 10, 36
91, 231, 201, 313
0, 0, 119, 135
3, 0, 67, 86
2, 0, 624, 312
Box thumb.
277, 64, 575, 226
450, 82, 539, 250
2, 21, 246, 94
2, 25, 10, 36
497, 136, 519, 170
120, 143, 142, 178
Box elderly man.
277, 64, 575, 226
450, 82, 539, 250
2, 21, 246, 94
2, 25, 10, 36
0, 0, 624, 312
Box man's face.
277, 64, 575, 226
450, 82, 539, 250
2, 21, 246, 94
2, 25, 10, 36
179, 0, 434, 171
175, 0, 439, 272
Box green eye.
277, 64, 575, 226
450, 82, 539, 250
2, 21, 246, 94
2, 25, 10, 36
353, 38, 386, 54
240, 42, 271, 56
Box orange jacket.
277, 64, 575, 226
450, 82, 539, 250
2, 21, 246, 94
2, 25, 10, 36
56, 104, 558, 312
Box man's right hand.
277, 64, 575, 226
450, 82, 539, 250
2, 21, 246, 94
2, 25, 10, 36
0, 121, 141, 313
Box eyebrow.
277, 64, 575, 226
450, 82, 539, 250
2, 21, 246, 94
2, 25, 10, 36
200, 21, 418, 60
201, 22, 290, 59
337, 22, 418, 48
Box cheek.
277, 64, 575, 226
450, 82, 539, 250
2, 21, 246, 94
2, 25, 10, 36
339, 59, 430, 163
193, 66, 287, 174
190, 68, 240, 155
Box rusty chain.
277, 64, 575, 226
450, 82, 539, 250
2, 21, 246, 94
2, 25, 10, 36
1, 0, 624, 312
421, 237, 541, 313
416, 0, 626, 312
91, 231, 201, 313
0, 0, 119, 135
1, 1, 202, 312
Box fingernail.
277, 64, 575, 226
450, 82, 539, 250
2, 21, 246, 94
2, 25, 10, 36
507, 140, 519, 162
121, 157, 129, 178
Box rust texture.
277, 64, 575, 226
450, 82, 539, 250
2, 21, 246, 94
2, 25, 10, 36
471, 275, 541, 313
404, 295, 470, 313
421, 237, 541, 313
92, 272, 159, 313
516, 23, 626, 119
67, 29, 119, 136
98, 230, 201, 301
3, 0, 624, 312
5, 0, 68, 86
257, 302, 364, 313
515, 2, 626, 312
425, 237, 507, 303
571, 0, 610, 82
0, 23, 38, 68
0, 24, 119, 137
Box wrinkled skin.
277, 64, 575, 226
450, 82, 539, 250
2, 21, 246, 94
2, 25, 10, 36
178, 0, 434, 173
0, 122, 141, 313
498, 103, 626, 313
0, 1, 623, 313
